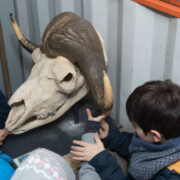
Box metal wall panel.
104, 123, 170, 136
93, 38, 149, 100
0, 0, 180, 131
0, 0, 23, 95
120, 1, 180, 131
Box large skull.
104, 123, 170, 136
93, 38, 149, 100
6, 48, 88, 134
6, 12, 113, 134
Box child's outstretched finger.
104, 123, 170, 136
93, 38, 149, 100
97, 111, 111, 121
98, 114, 106, 121
71, 145, 84, 152
86, 108, 93, 120
101, 111, 110, 119
72, 156, 84, 161
70, 150, 84, 157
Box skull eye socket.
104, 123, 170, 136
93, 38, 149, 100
63, 73, 73, 82
58, 72, 76, 94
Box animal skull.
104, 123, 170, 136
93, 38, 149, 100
6, 12, 113, 134
6, 48, 88, 134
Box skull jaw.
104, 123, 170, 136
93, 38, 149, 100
5, 84, 88, 134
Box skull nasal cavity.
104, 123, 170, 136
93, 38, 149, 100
63, 73, 73, 81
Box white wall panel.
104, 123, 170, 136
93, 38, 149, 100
170, 19, 180, 83
150, 14, 168, 80
54, 0, 61, 15
106, 0, 119, 119
61, 0, 75, 12
120, 1, 180, 131
36, 0, 51, 38
0, 0, 23, 94
15, 0, 34, 80
0, 0, 180, 131
91, 0, 108, 50
82, 0, 92, 21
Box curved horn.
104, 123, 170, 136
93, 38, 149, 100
40, 12, 113, 110
10, 13, 39, 53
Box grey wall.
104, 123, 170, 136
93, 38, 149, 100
119, 1, 180, 131
0, 0, 23, 94
0, 0, 180, 131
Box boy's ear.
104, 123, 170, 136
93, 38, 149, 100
150, 130, 162, 143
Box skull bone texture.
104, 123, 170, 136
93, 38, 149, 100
6, 12, 113, 134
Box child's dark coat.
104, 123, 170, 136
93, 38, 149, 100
89, 126, 180, 180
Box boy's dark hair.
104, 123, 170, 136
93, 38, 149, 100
126, 80, 180, 139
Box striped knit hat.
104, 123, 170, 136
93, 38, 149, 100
11, 148, 75, 180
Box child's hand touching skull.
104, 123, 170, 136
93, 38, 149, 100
70, 108, 110, 161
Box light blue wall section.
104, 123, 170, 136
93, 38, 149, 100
0, 0, 180, 131
0, 0, 23, 94
119, 1, 180, 131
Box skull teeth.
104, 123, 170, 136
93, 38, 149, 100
37, 114, 48, 119
36, 110, 57, 120
48, 112, 56, 116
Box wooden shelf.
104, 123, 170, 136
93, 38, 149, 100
133, 0, 180, 18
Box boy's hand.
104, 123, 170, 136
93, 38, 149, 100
86, 108, 110, 122
86, 108, 110, 139
71, 133, 105, 161
0, 129, 8, 145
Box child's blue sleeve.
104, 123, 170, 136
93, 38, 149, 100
102, 126, 133, 158
89, 150, 131, 180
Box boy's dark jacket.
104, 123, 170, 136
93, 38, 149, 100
89, 126, 180, 180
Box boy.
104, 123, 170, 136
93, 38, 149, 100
71, 80, 180, 179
